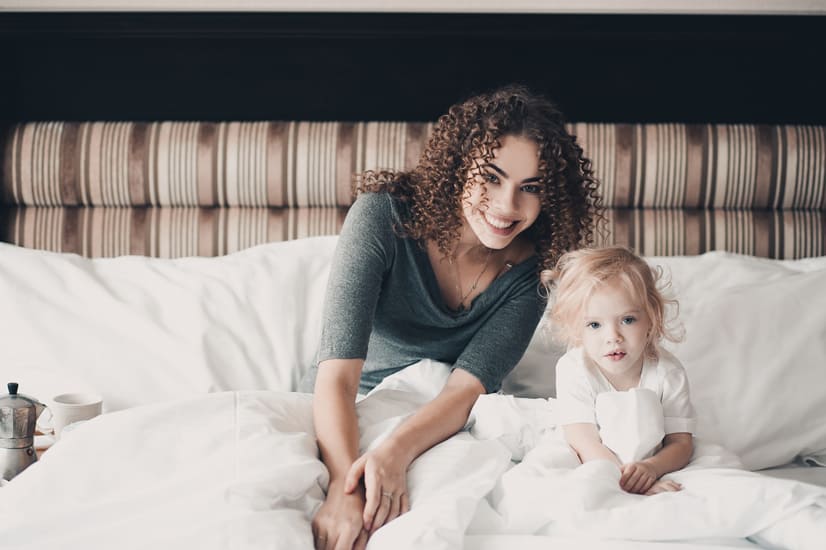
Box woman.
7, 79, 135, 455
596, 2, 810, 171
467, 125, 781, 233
307, 84, 602, 550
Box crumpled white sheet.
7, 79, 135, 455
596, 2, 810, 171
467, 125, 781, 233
0, 360, 509, 550
0, 362, 824, 550
466, 392, 826, 550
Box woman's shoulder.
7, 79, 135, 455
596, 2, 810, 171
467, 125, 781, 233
352, 188, 392, 209
351, 190, 409, 222
344, 190, 396, 229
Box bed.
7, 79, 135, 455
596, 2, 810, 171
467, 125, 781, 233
1, 7, 826, 550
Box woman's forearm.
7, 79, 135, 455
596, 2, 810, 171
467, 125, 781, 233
313, 359, 364, 482
383, 368, 485, 464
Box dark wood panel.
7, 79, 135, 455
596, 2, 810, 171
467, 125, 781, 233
1, 12, 824, 123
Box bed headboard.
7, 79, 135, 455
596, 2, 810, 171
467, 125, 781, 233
1, 120, 823, 259
1, 11, 824, 259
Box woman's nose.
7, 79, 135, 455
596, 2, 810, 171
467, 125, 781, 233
491, 185, 519, 212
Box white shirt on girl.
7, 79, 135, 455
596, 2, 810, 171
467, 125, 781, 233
555, 346, 696, 463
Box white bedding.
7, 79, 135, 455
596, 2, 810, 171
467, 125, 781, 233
2, 362, 824, 550
2, 239, 826, 473
2, 238, 826, 549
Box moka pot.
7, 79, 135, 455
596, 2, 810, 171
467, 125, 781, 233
0, 382, 46, 481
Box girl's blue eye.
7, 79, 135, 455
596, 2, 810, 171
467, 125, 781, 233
586, 321, 600, 330
622, 316, 636, 325
521, 184, 541, 194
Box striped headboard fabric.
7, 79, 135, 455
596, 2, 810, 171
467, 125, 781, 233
2, 206, 821, 260
1, 121, 824, 259
3, 121, 825, 209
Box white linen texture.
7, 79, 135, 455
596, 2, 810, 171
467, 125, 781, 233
1, 362, 825, 550
1, 238, 825, 469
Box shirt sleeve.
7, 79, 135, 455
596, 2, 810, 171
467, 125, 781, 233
316, 192, 395, 363
555, 349, 598, 425
452, 272, 544, 394
659, 352, 697, 435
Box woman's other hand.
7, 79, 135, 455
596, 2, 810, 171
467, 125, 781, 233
312, 480, 369, 550
344, 442, 411, 534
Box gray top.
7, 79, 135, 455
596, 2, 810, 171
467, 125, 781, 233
311, 191, 544, 394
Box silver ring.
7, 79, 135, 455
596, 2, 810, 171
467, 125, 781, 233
381, 490, 393, 499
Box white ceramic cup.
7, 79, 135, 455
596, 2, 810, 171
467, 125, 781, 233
45, 392, 103, 439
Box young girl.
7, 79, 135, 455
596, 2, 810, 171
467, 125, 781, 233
546, 245, 695, 496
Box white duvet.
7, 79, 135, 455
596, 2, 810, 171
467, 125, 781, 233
1, 362, 824, 550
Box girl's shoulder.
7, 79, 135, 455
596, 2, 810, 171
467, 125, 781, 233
653, 348, 686, 373
645, 349, 690, 390
556, 347, 589, 376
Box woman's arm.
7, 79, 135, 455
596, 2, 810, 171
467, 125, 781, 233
315, 358, 364, 484
311, 358, 369, 550
343, 368, 485, 534
562, 423, 621, 467
620, 432, 693, 494
377, 367, 484, 463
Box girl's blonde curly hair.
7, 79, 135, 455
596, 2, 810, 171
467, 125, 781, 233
355, 84, 603, 271
542, 246, 683, 358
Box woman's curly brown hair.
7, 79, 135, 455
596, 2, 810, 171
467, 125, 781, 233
355, 84, 603, 271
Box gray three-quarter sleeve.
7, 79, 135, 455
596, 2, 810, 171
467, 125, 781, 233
316, 192, 395, 363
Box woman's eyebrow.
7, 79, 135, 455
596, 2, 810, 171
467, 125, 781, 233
484, 163, 542, 183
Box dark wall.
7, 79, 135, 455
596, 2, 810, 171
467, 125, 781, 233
1, 12, 824, 124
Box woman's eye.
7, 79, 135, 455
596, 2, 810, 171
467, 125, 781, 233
483, 172, 499, 184
521, 184, 541, 194
586, 322, 600, 330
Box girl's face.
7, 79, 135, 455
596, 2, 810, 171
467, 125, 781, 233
580, 277, 651, 386
461, 135, 542, 250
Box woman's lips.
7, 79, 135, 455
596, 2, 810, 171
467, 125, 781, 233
482, 211, 517, 235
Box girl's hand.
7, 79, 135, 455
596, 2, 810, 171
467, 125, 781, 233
619, 461, 659, 494
312, 481, 369, 550
344, 442, 412, 534
645, 479, 683, 495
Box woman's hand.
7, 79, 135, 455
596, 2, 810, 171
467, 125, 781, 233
619, 461, 659, 494
344, 442, 412, 534
312, 481, 369, 550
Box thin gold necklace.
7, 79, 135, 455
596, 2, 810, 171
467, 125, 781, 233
452, 247, 493, 311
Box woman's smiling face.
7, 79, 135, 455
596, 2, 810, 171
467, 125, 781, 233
461, 134, 543, 250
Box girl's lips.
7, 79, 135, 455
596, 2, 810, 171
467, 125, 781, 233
605, 351, 627, 361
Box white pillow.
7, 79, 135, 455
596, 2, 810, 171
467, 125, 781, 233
501, 324, 563, 399
662, 252, 826, 470
0, 237, 336, 411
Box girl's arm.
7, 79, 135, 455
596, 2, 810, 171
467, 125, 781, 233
620, 432, 693, 494
562, 422, 621, 467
